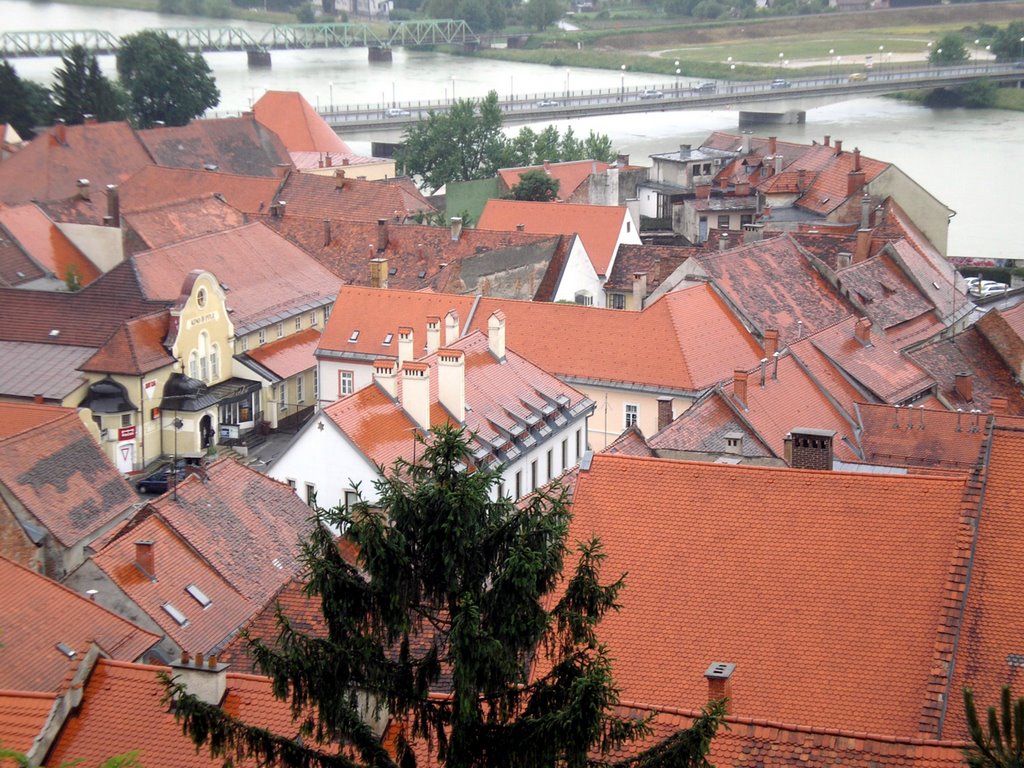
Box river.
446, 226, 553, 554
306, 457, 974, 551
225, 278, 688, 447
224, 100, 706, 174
4, 0, 1021, 259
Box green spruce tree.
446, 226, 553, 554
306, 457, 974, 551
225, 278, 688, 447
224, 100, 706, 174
965, 686, 1024, 768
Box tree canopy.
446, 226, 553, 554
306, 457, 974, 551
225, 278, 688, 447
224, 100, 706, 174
0, 60, 54, 138
990, 22, 1024, 61
509, 169, 560, 201
964, 686, 1024, 768
165, 425, 725, 768
52, 45, 126, 125
116, 31, 220, 127
929, 33, 969, 65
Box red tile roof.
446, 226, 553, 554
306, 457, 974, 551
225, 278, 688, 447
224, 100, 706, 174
122, 194, 250, 252
118, 165, 280, 215
243, 326, 320, 380
567, 453, 971, 734
268, 172, 433, 221
795, 147, 888, 216
648, 389, 775, 459
478, 199, 631, 276
0, 555, 159, 693
497, 159, 609, 200
0, 689, 55, 758
0, 204, 100, 286
0, 401, 71, 439
838, 251, 936, 330
323, 383, 422, 470
605, 243, 699, 292
0, 409, 137, 548
45, 659, 302, 768
0, 207, 47, 286
80, 311, 174, 375
252, 90, 353, 156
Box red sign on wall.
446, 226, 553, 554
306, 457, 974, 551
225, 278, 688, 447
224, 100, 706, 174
118, 426, 137, 441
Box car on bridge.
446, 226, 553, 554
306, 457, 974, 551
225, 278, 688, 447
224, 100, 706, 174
848, 72, 867, 82
536, 99, 561, 107
695, 82, 717, 93
640, 89, 664, 99
770, 78, 792, 89
384, 108, 412, 117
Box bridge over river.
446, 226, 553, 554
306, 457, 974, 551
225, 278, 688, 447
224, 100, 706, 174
323, 61, 1024, 133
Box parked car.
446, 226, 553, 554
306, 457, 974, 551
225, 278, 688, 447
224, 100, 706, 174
136, 464, 186, 494
696, 82, 717, 93
848, 72, 867, 82
536, 99, 560, 107
384, 108, 411, 117
962, 276, 981, 291
770, 78, 792, 89
971, 280, 1009, 298
639, 89, 664, 99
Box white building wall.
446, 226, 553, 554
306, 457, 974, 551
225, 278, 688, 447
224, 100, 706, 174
316, 357, 377, 404
551, 239, 603, 307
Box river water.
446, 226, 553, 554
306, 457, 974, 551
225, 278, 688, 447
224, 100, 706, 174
4, 0, 1020, 259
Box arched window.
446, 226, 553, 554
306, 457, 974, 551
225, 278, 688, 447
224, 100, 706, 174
198, 332, 210, 383
210, 343, 220, 381
188, 351, 198, 380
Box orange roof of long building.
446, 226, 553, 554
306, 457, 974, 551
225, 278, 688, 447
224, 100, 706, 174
252, 90, 353, 155
0, 204, 100, 286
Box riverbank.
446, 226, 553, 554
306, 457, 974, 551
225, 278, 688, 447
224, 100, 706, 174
11, 0, 295, 24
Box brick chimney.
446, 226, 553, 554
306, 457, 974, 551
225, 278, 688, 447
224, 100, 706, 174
54, 120, 67, 144
170, 652, 228, 706
733, 369, 748, 408
488, 311, 506, 360
797, 168, 808, 191
106, 184, 119, 225
860, 193, 872, 229
783, 429, 835, 470
425, 316, 441, 355
763, 329, 779, 359
450, 217, 463, 241
632, 272, 648, 309
768, 136, 777, 155
323, 219, 332, 247
834, 139, 843, 154
397, 326, 414, 367
854, 317, 872, 345
852, 146, 861, 171
373, 359, 397, 399
705, 662, 735, 711
823, 135, 831, 147
437, 348, 465, 422
377, 218, 389, 252
444, 310, 460, 346
853, 228, 872, 264
370, 257, 388, 289
847, 165, 866, 197
724, 431, 744, 455
335, 169, 346, 189
954, 372, 973, 402
990, 396, 1008, 415
135, 540, 155, 578
657, 396, 673, 432
696, 184, 711, 200
400, 362, 431, 429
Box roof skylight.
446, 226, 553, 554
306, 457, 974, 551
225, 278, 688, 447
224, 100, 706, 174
186, 584, 212, 608
383, 333, 393, 346
348, 330, 360, 343
162, 602, 189, 626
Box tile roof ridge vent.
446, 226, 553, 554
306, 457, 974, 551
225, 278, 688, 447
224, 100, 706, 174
170, 652, 229, 706
705, 662, 735, 712
854, 316, 872, 346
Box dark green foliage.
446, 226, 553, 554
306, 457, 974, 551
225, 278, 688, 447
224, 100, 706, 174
929, 33, 969, 65
956, 79, 997, 108
990, 22, 1024, 61
509, 169, 560, 201
162, 425, 725, 768
0, 60, 53, 138
296, 4, 316, 22
525, 0, 563, 30
964, 686, 1024, 768
411, 209, 476, 227
116, 31, 220, 128
612, 699, 728, 768
52, 45, 126, 125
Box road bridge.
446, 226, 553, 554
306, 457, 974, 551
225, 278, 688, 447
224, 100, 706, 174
324, 62, 1024, 135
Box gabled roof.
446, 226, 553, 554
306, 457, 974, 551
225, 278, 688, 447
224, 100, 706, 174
648, 389, 774, 459
268, 172, 434, 221
45, 659, 302, 768
0, 555, 159, 692
794, 147, 888, 216
0, 122, 153, 205
694, 234, 854, 346
0, 407, 137, 547
90, 514, 256, 653
604, 243, 698, 292
122, 195, 250, 253
496, 159, 608, 199
0, 689, 55, 755
118, 165, 281, 216
0, 341, 93, 401
80, 311, 175, 375
322, 381, 424, 470
567, 453, 972, 734
242, 326, 320, 380
130, 222, 342, 333
135, 116, 292, 178
252, 90, 353, 156
0, 203, 100, 287
478, 199, 630, 276
837, 251, 936, 330
0, 208, 47, 286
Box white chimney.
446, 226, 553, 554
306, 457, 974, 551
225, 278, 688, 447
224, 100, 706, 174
397, 326, 414, 367
437, 348, 465, 422
374, 359, 397, 399
426, 316, 441, 355
450, 217, 463, 241
170, 652, 228, 706
444, 310, 460, 346
400, 362, 431, 430
488, 310, 506, 360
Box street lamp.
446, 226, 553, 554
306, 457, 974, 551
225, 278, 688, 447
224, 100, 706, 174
620, 63, 626, 102
1020, 36, 1024, 60
565, 68, 570, 98
391, 81, 396, 108
829, 48, 834, 79
675, 67, 681, 91
328, 81, 333, 110
974, 39, 980, 64
451, 75, 456, 102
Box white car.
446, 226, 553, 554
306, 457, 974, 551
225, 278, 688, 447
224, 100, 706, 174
384, 108, 411, 118
639, 89, 664, 99
970, 280, 1009, 298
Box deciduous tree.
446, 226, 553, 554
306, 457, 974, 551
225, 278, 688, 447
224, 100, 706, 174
929, 33, 969, 65
0, 60, 53, 138
52, 45, 126, 125
116, 31, 219, 128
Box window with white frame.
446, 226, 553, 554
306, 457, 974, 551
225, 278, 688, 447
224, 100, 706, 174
279, 383, 286, 412
340, 371, 354, 396
310, 310, 318, 326
276, 322, 285, 339
515, 471, 522, 499
305, 483, 316, 507
259, 329, 266, 345
295, 316, 302, 332
120, 413, 132, 428
625, 403, 638, 428
241, 335, 248, 352
531, 460, 538, 490
324, 305, 331, 321
561, 439, 568, 471
575, 428, 582, 460
610, 293, 626, 310
574, 291, 593, 307
189, 351, 198, 380
547, 449, 553, 481
210, 344, 219, 380
296, 374, 304, 403
313, 369, 318, 402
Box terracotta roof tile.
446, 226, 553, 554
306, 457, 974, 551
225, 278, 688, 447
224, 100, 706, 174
118, 165, 280, 216
268, 172, 433, 221
0, 401, 71, 439
0, 204, 100, 286
80, 311, 174, 375
0, 689, 55, 757
0, 212, 46, 286
838, 252, 936, 330
567, 453, 970, 733
601, 425, 655, 457
122, 194, 250, 252
0, 341, 93, 401
243, 326, 320, 380
649, 389, 775, 459
287, 150, 384, 171
497, 159, 608, 200
478, 199, 632, 276
795, 147, 888, 216
605, 243, 699, 292
252, 90, 353, 156
0, 409, 137, 548
0, 555, 159, 692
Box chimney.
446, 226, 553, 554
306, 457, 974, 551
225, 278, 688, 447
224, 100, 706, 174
834, 139, 843, 154
335, 169, 346, 189
135, 540, 155, 578
76, 179, 90, 201
450, 217, 463, 241
370, 257, 389, 289
860, 193, 871, 229
373, 359, 398, 399
724, 431, 744, 456
54, 120, 67, 144
323, 219, 332, 247
797, 168, 808, 191
762, 204, 772, 220
437, 348, 466, 422
990, 396, 1008, 415
400, 362, 431, 429
170, 652, 229, 706
657, 396, 673, 432
325, 153, 332, 168
823, 135, 831, 147
733, 369, 748, 408
444, 310, 460, 345
774, 154, 783, 175
33, 393, 44, 404
784, 428, 835, 470
106, 184, 119, 225
516, 223, 525, 231
425, 316, 441, 354
768, 136, 777, 155
679, 143, 691, 155
397, 326, 414, 367
847, 168, 866, 198
852, 146, 860, 171
853, 228, 872, 264
743, 223, 764, 243
719, 232, 730, 252
763, 329, 779, 359
705, 662, 735, 711
377, 218, 389, 252
735, 181, 750, 197
696, 184, 712, 200
854, 316, 872, 345
632, 272, 648, 309
488, 310, 506, 360
954, 372, 973, 402
741, 132, 751, 154
837, 251, 852, 269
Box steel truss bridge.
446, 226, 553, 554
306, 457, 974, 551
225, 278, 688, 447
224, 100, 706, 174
0, 19, 478, 58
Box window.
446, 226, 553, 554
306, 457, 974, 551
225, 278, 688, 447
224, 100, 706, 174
120, 413, 132, 428
305, 483, 316, 507
189, 351, 198, 380
561, 439, 568, 471
186, 584, 212, 608
625, 404, 638, 428
547, 449, 553, 481
574, 291, 593, 307
575, 428, 582, 460
258, 329, 266, 345
340, 371, 354, 396
162, 602, 188, 626
276, 322, 285, 339
286, 478, 296, 489
324, 305, 331, 321
531, 460, 538, 490
310, 310, 318, 326
740, 214, 753, 227
278, 383, 286, 412
296, 374, 304, 404
345, 490, 359, 510
313, 369, 319, 402
241, 335, 248, 352
610, 293, 626, 310
200, 355, 209, 383
626, 220, 631, 233
210, 345, 219, 380
717, 215, 731, 230
515, 471, 522, 499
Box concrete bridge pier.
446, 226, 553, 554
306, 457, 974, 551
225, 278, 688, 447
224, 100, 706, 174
368, 45, 392, 62
247, 48, 272, 68
739, 109, 806, 127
